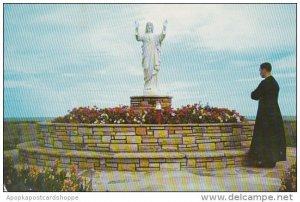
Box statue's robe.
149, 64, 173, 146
136, 30, 166, 93
248, 75, 286, 164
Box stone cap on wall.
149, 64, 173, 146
17, 141, 248, 159
39, 121, 255, 127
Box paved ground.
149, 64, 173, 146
5, 147, 296, 191
83, 147, 296, 191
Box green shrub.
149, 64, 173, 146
279, 162, 297, 191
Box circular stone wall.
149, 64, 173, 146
17, 122, 255, 171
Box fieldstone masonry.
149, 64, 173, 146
17, 122, 255, 171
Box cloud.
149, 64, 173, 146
160, 81, 197, 91
4, 80, 34, 88
4, 4, 296, 117
236, 72, 295, 83
272, 54, 296, 70
274, 73, 296, 78
237, 77, 262, 83
135, 4, 296, 52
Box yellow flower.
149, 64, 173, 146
29, 166, 39, 178
54, 159, 60, 166
70, 164, 78, 175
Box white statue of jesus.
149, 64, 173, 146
135, 20, 168, 96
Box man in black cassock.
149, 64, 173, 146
247, 62, 286, 168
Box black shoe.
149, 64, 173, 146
256, 161, 264, 168
263, 161, 276, 168
255, 160, 276, 168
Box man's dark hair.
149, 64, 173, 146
260, 62, 272, 72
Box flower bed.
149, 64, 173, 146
53, 103, 245, 124
279, 162, 297, 191
4, 156, 92, 191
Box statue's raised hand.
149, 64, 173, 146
135, 21, 139, 29
163, 19, 168, 27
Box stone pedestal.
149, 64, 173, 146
130, 96, 172, 109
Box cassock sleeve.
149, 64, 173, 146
251, 80, 264, 100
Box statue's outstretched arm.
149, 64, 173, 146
159, 20, 168, 43
135, 21, 142, 41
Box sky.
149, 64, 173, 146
4, 4, 296, 118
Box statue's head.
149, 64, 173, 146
145, 22, 154, 33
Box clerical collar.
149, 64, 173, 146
265, 75, 272, 79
